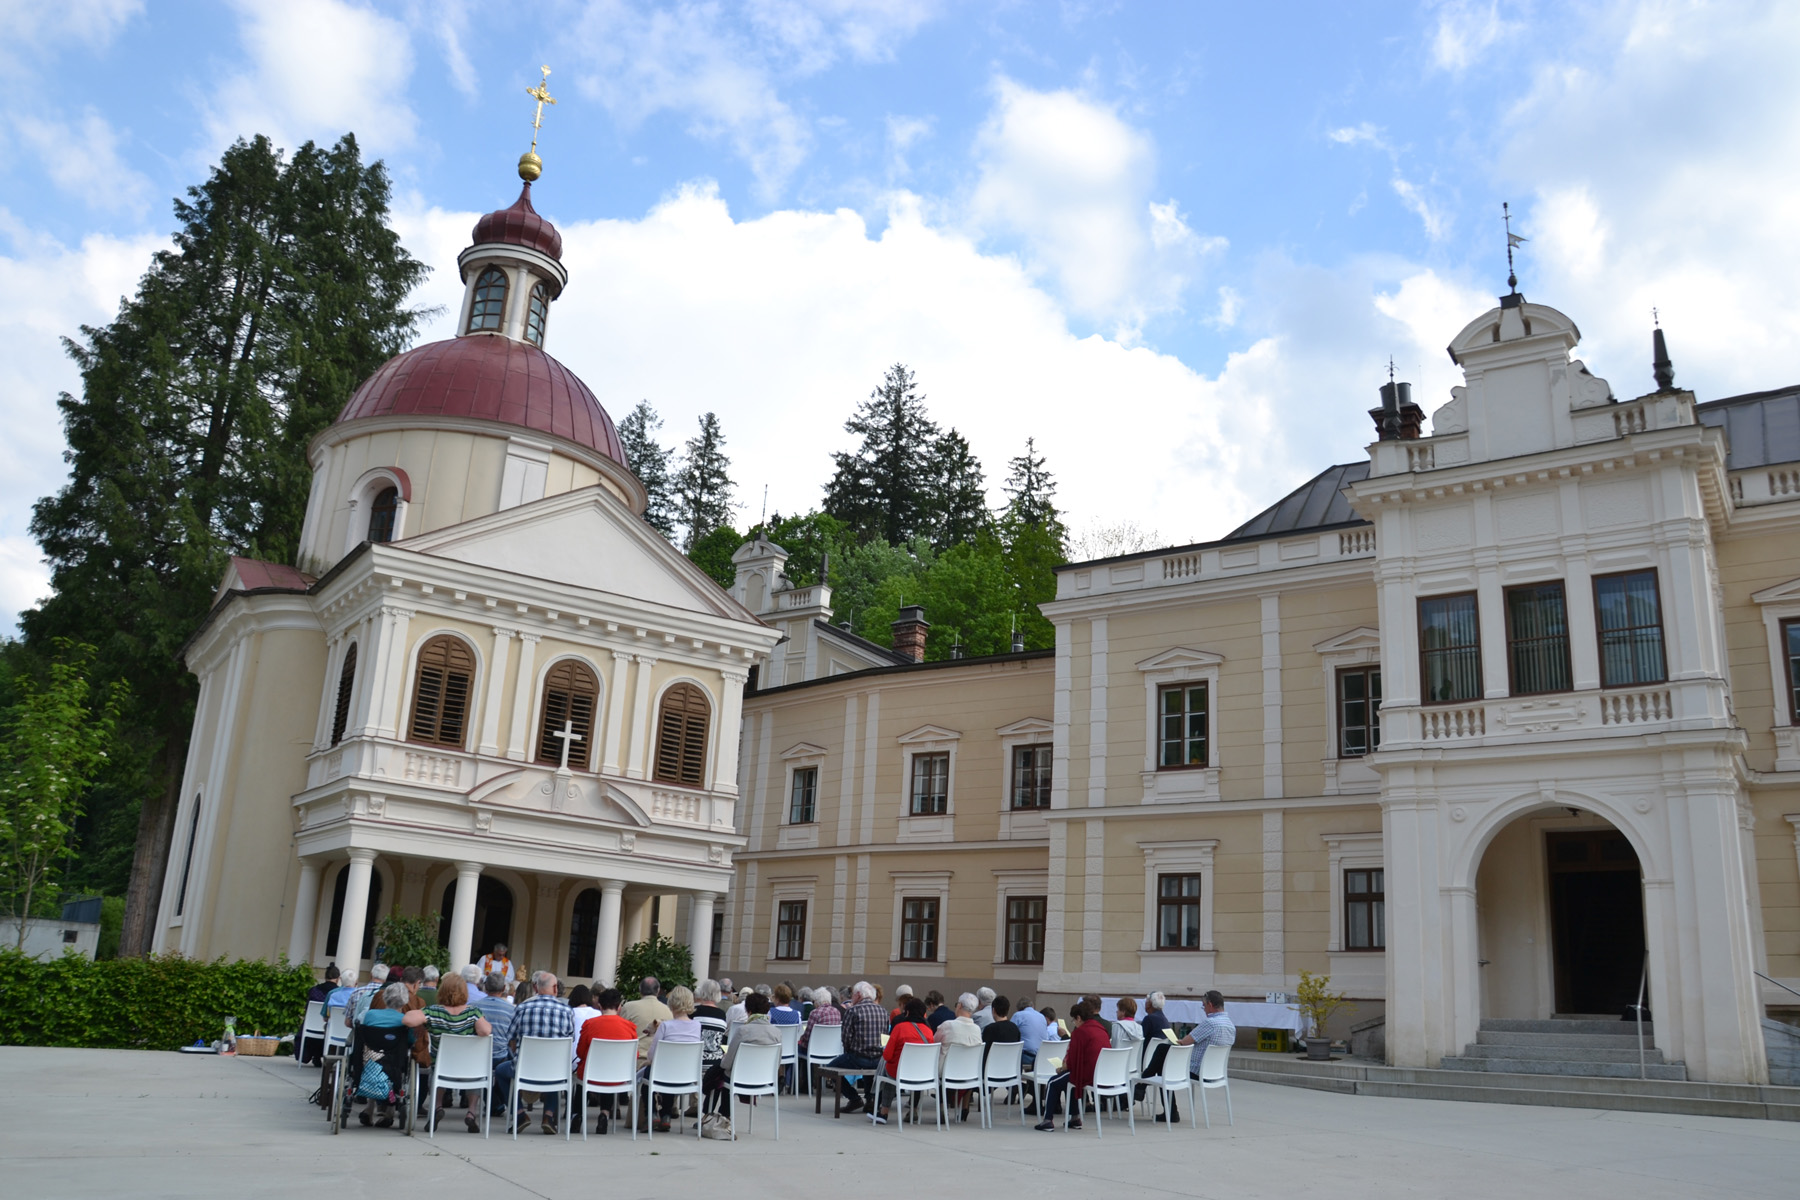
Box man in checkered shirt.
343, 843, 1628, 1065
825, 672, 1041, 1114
510, 971, 575, 1135
827, 981, 888, 1112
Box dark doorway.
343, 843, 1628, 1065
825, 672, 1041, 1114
324, 863, 383, 960
1546, 829, 1646, 1016
568, 888, 602, 978
438, 877, 514, 965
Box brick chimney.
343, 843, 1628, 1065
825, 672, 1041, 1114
1369, 379, 1426, 441
891, 605, 930, 663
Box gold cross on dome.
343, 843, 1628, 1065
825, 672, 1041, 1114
526, 65, 556, 153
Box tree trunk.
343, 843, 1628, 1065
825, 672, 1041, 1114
117, 744, 184, 957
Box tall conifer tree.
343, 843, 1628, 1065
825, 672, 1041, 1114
824, 363, 942, 545
674, 411, 736, 551
617, 400, 678, 538
924, 427, 989, 546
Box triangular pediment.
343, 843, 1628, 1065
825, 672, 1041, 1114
465, 768, 652, 827
1752, 577, 1800, 605
897, 723, 962, 744
781, 741, 829, 760
1136, 647, 1224, 673
400, 485, 756, 622
996, 716, 1054, 738
1313, 626, 1383, 654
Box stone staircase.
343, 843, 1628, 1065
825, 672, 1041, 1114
1228, 1015, 1800, 1121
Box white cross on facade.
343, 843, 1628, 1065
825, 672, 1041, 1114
551, 718, 583, 771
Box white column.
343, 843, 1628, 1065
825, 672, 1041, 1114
448, 861, 482, 971
626, 655, 659, 779
478, 627, 516, 756
603, 651, 632, 773
714, 669, 747, 795
688, 891, 716, 984
594, 882, 624, 987
311, 636, 342, 751
335, 849, 378, 970
288, 857, 323, 965
504, 633, 541, 761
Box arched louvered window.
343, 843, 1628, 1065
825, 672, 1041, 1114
653, 683, 710, 787
366, 487, 398, 543
536, 659, 599, 768
408, 635, 475, 748
467, 267, 508, 333
329, 644, 358, 746
524, 281, 551, 346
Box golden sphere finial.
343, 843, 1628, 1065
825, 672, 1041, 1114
518, 151, 543, 182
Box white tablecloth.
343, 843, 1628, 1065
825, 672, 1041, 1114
1100, 996, 1308, 1034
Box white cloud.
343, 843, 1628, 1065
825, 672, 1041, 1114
0, 0, 140, 76
11, 109, 153, 215
204, 0, 417, 157
1430, 0, 1523, 72
1390, 176, 1450, 241
410, 0, 477, 98
885, 114, 933, 180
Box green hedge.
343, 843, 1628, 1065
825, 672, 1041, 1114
0, 948, 314, 1050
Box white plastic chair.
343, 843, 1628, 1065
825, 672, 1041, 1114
511, 1035, 573, 1141
1197, 1042, 1234, 1128
298, 1000, 326, 1066
1029, 1040, 1065, 1112
323, 1005, 351, 1057
1140, 1042, 1196, 1129
978, 1041, 1025, 1129
872, 1041, 943, 1129
578, 1038, 639, 1142
804, 1023, 843, 1095
645, 1040, 704, 1140
426, 1034, 494, 1139
775, 1022, 802, 1092
938, 1043, 983, 1127
724, 1041, 782, 1140
1082, 1047, 1136, 1137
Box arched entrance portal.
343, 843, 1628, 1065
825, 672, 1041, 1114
438, 877, 514, 965
1476, 811, 1647, 1020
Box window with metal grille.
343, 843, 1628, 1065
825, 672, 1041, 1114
366, 486, 398, 544
653, 683, 709, 786
1156, 873, 1202, 950
1010, 743, 1052, 808
408, 635, 475, 747
775, 900, 807, 960
1419, 592, 1482, 702
467, 267, 507, 332
711, 912, 725, 959
1158, 683, 1209, 767
788, 766, 817, 824
524, 281, 550, 345
1595, 569, 1667, 687
1337, 666, 1381, 757
1506, 581, 1572, 694
900, 897, 939, 961
909, 752, 949, 815
1005, 895, 1046, 964
1785, 619, 1800, 725
328, 644, 358, 746
1345, 868, 1385, 950
535, 659, 599, 768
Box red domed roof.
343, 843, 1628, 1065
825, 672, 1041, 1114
470, 183, 563, 261
336, 335, 626, 465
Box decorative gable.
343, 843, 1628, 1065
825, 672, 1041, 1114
1751, 577, 1800, 605
897, 723, 962, 745
995, 716, 1054, 738
1314, 627, 1382, 661
1136, 647, 1225, 674
781, 741, 829, 760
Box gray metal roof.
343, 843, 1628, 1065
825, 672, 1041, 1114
1697, 385, 1800, 470
1224, 460, 1371, 541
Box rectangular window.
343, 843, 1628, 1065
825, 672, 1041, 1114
1595, 570, 1667, 687
774, 900, 807, 961
900, 897, 940, 961
788, 766, 818, 824
909, 752, 949, 815
1156, 873, 1202, 950
1784, 619, 1800, 725
1337, 667, 1382, 757
1505, 582, 1572, 695
1004, 895, 1047, 964
1158, 683, 1210, 768
1419, 593, 1482, 703
1010, 744, 1052, 809
1345, 868, 1385, 950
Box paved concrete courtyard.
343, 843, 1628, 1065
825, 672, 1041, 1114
5, 1046, 1796, 1199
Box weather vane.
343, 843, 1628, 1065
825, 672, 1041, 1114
1503, 201, 1527, 295
519, 65, 556, 182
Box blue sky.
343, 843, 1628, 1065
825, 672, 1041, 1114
2, 1, 1798, 627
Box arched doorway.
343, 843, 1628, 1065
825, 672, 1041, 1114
325, 863, 383, 961
567, 888, 602, 978
438, 877, 514, 965
1476, 811, 1646, 1019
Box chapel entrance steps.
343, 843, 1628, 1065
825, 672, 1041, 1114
1437, 1016, 1688, 1082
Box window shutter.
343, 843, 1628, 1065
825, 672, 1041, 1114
408, 636, 475, 747
536, 660, 600, 766
330, 644, 357, 746
653, 684, 710, 786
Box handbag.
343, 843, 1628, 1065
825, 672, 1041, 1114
356, 1059, 394, 1100
700, 1111, 734, 1141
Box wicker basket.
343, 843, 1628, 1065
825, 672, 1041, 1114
236, 1036, 281, 1057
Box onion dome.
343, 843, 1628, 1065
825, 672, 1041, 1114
470, 183, 563, 262
336, 335, 626, 466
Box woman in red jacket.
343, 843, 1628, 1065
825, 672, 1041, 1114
873, 996, 935, 1125
1034, 999, 1110, 1132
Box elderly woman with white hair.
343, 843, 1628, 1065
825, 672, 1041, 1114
933, 992, 985, 1121
973, 986, 998, 1028
799, 984, 841, 1055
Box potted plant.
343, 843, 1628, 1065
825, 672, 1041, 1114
1295, 970, 1353, 1060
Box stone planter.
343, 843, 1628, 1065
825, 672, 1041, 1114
1306, 1036, 1333, 1060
